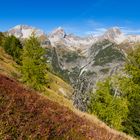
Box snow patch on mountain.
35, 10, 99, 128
8, 25, 140, 51
8, 25, 46, 39
101, 27, 126, 44
48, 27, 97, 55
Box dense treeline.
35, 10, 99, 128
88, 45, 140, 139
117, 46, 140, 138
0, 33, 48, 91
3, 35, 23, 64
88, 79, 128, 131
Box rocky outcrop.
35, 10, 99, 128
48, 40, 125, 111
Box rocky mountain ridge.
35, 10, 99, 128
9, 25, 46, 39
8, 25, 140, 50
7, 25, 138, 111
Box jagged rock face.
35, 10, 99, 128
48, 27, 96, 55
8, 25, 140, 51
48, 27, 140, 56
8, 25, 46, 38
49, 27, 66, 39
9, 25, 140, 46
48, 40, 125, 111
101, 27, 126, 44
74, 41, 124, 111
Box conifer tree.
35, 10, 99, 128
3, 35, 22, 64
21, 35, 47, 90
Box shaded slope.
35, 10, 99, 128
0, 74, 134, 140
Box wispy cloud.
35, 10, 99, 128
58, 19, 140, 37
61, 19, 105, 36
85, 28, 107, 36
85, 27, 140, 36
84, 19, 107, 36
120, 27, 140, 35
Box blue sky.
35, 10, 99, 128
1, 0, 140, 36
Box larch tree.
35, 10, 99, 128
21, 35, 48, 90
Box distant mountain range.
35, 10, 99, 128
8, 25, 140, 47
7, 25, 138, 111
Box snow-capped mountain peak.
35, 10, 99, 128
102, 27, 126, 44
48, 26, 97, 54
8, 25, 140, 50
105, 27, 122, 37
49, 27, 66, 39
8, 25, 46, 39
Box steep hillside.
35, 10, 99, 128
0, 47, 19, 77
8, 25, 140, 51
0, 45, 134, 140
0, 29, 137, 139
0, 47, 73, 99
0, 74, 134, 140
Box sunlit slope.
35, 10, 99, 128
0, 74, 134, 140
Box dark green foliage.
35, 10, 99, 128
90, 40, 111, 55
3, 35, 23, 64
117, 46, 140, 138
88, 43, 140, 138
88, 79, 128, 130
63, 51, 80, 62
94, 45, 124, 65
21, 36, 47, 90
86, 71, 96, 76
91, 40, 124, 66
100, 68, 110, 73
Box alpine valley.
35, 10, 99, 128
1, 23, 139, 139
8, 25, 140, 111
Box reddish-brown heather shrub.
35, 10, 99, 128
0, 74, 133, 140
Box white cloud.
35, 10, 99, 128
85, 28, 107, 36
83, 19, 107, 36
120, 27, 140, 35
86, 27, 140, 36
54, 19, 140, 37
